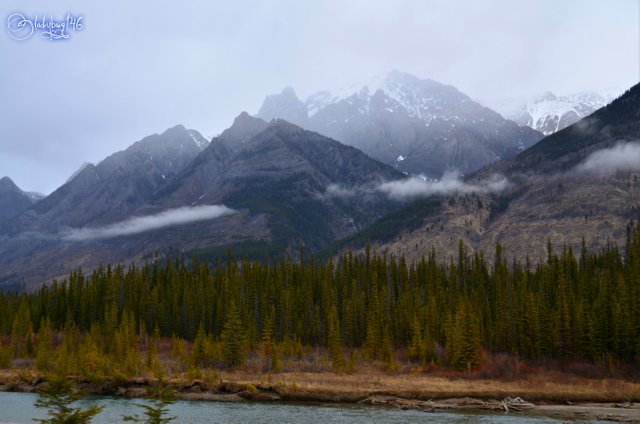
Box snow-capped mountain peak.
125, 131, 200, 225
256, 71, 542, 179
487, 89, 622, 136
304, 71, 477, 126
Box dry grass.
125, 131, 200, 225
2, 345, 639, 403
3, 367, 639, 422
216, 368, 640, 403
4, 364, 638, 402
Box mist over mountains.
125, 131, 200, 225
0, 113, 402, 287
256, 71, 543, 178
0, 72, 637, 289
336, 84, 640, 264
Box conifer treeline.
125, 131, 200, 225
1, 223, 639, 371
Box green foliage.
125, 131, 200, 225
192, 241, 275, 262
221, 301, 245, 367
123, 376, 175, 424
0, 343, 11, 368
408, 316, 433, 365
35, 319, 53, 372
323, 197, 441, 256
448, 299, 483, 372
10, 300, 33, 359
190, 324, 208, 368
326, 306, 344, 370
34, 374, 104, 424
1, 221, 640, 373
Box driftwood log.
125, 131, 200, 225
502, 397, 535, 413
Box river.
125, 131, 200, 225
0, 392, 599, 423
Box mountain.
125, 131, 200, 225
256, 71, 543, 178
0, 124, 210, 287
154, 115, 403, 251
330, 84, 640, 264
65, 162, 93, 184
0, 117, 403, 288
0, 177, 40, 224
487, 90, 620, 136
3, 125, 209, 235
257, 87, 309, 127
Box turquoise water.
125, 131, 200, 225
0, 391, 594, 423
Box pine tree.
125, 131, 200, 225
190, 324, 208, 368
449, 299, 482, 373
261, 308, 274, 357
123, 375, 175, 423
10, 300, 32, 359
35, 319, 53, 372
221, 300, 245, 367
34, 374, 104, 424
326, 306, 344, 370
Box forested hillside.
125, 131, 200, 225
1, 222, 639, 377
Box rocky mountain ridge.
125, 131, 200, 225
335, 84, 640, 264
0, 177, 41, 224
256, 71, 543, 178
0, 117, 404, 288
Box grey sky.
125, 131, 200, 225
1, 0, 638, 194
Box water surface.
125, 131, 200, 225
0, 391, 597, 423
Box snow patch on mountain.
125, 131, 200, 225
188, 129, 210, 150
304, 71, 463, 125
486, 89, 622, 135
257, 71, 543, 179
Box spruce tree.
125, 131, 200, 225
123, 375, 175, 424
326, 306, 344, 370
221, 300, 245, 367
34, 374, 104, 424
449, 299, 482, 373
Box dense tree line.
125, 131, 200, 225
1, 223, 639, 374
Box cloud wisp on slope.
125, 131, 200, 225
576, 142, 640, 175
326, 172, 511, 201
62, 205, 235, 241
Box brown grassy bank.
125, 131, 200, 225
2, 368, 640, 422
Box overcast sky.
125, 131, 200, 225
1, 0, 638, 194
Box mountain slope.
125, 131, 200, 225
2, 125, 209, 235
333, 84, 640, 263
0, 177, 40, 224
257, 71, 543, 178
156, 116, 404, 251
256, 87, 308, 127
0, 117, 404, 288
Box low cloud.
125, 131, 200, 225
377, 173, 510, 201
324, 184, 358, 198
324, 173, 510, 201
576, 142, 640, 174
63, 205, 234, 241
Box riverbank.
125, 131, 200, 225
2, 369, 639, 422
